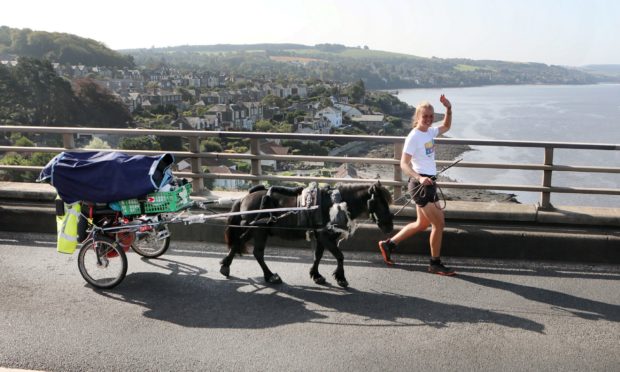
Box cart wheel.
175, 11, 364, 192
131, 225, 171, 258
78, 235, 127, 289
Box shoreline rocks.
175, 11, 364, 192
356, 139, 519, 204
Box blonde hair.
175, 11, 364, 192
412, 101, 434, 128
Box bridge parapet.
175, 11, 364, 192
1, 181, 618, 227
1, 181, 618, 263
1, 126, 619, 209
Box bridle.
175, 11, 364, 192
367, 185, 391, 225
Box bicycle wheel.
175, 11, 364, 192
131, 225, 171, 258
78, 235, 127, 289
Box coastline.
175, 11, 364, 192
378, 82, 619, 93
357, 140, 519, 204
433, 138, 519, 203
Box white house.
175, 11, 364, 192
206, 166, 246, 190
334, 103, 363, 118
185, 116, 207, 130
315, 107, 343, 127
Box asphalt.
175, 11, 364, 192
3, 235, 619, 371
1, 181, 619, 263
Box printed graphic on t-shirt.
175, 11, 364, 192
424, 140, 434, 156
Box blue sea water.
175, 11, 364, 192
397, 84, 620, 207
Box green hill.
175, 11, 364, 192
0, 26, 134, 67
577, 64, 620, 79
122, 43, 600, 89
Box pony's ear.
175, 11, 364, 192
376, 180, 382, 187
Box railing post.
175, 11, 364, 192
540, 147, 554, 209
62, 133, 75, 149
393, 141, 403, 200
188, 136, 205, 194
250, 138, 261, 185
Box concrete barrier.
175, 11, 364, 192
1, 182, 619, 263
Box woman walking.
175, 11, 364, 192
378, 95, 455, 275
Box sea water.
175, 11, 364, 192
397, 84, 620, 207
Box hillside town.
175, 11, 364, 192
18, 62, 394, 134
0, 58, 411, 190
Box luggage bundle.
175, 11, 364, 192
38, 151, 191, 254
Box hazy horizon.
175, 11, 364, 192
2, 0, 619, 67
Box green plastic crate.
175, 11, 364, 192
144, 183, 193, 214
119, 198, 142, 216
118, 183, 192, 216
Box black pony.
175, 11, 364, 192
221, 181, 394, 287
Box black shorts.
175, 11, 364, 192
408, 176, 439, 207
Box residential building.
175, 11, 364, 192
351, 114, 385, 130
257, 141, 291, 170
206, 166, 246, 190
315, 106, 343, 127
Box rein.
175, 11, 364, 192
393, 158, 462, 215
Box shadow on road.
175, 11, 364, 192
456, 274, 620, 322
93, 257, 544, 333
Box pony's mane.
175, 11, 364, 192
335, 183, 392, 204
334, 183, 369, 197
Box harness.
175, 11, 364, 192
249, 183, 352, 234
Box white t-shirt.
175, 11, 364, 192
403, 126, 439, 176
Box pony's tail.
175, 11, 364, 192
224, 199, 247, 255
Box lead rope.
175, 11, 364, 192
392, 179, 447, 217
392, 158, 462, 215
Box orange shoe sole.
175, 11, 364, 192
378, 242, 394, 266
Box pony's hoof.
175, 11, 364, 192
220, 265, 230, 278
312, 274, 326, 285
333, 272, 348, 288
310, 270, 326, 285
266, 273, 282, 284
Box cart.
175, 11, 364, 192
38, 151, 317, 289
76, 182, 192, 289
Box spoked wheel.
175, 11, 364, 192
78, 235, 127, 289
131, 225, 171, 258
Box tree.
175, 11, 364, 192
0, 153, 29, 181
177, 87, 195, 104
319, 97, 332, 109
347, 79, 365, 104
12, 57, 78, 125
0, 150, 53, 182
286, 110, 306, 124
1, 27, 134, 67
261, 94, 286, 108
0, 64, 24, 122
14, 136, 35, 147
150, 122, 184, 151
73, 78, 132, 127
119, 136, 161, 150
201, 139, 223, 152
84, 137, 111, 149
254, 120, 274, 132
151, 104, 178, 117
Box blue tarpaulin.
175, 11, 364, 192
37, 151, 175, 203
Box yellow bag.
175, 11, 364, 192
56, 198, 81, 254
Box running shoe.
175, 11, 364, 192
378, 240, 394, 266
428, 262, 456, 276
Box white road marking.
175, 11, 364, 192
34, 241, 56, 245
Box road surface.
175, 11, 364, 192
1, 232, 619, 371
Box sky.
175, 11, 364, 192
2, 0, 619, 66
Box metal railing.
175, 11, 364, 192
1, 125, 619, 209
